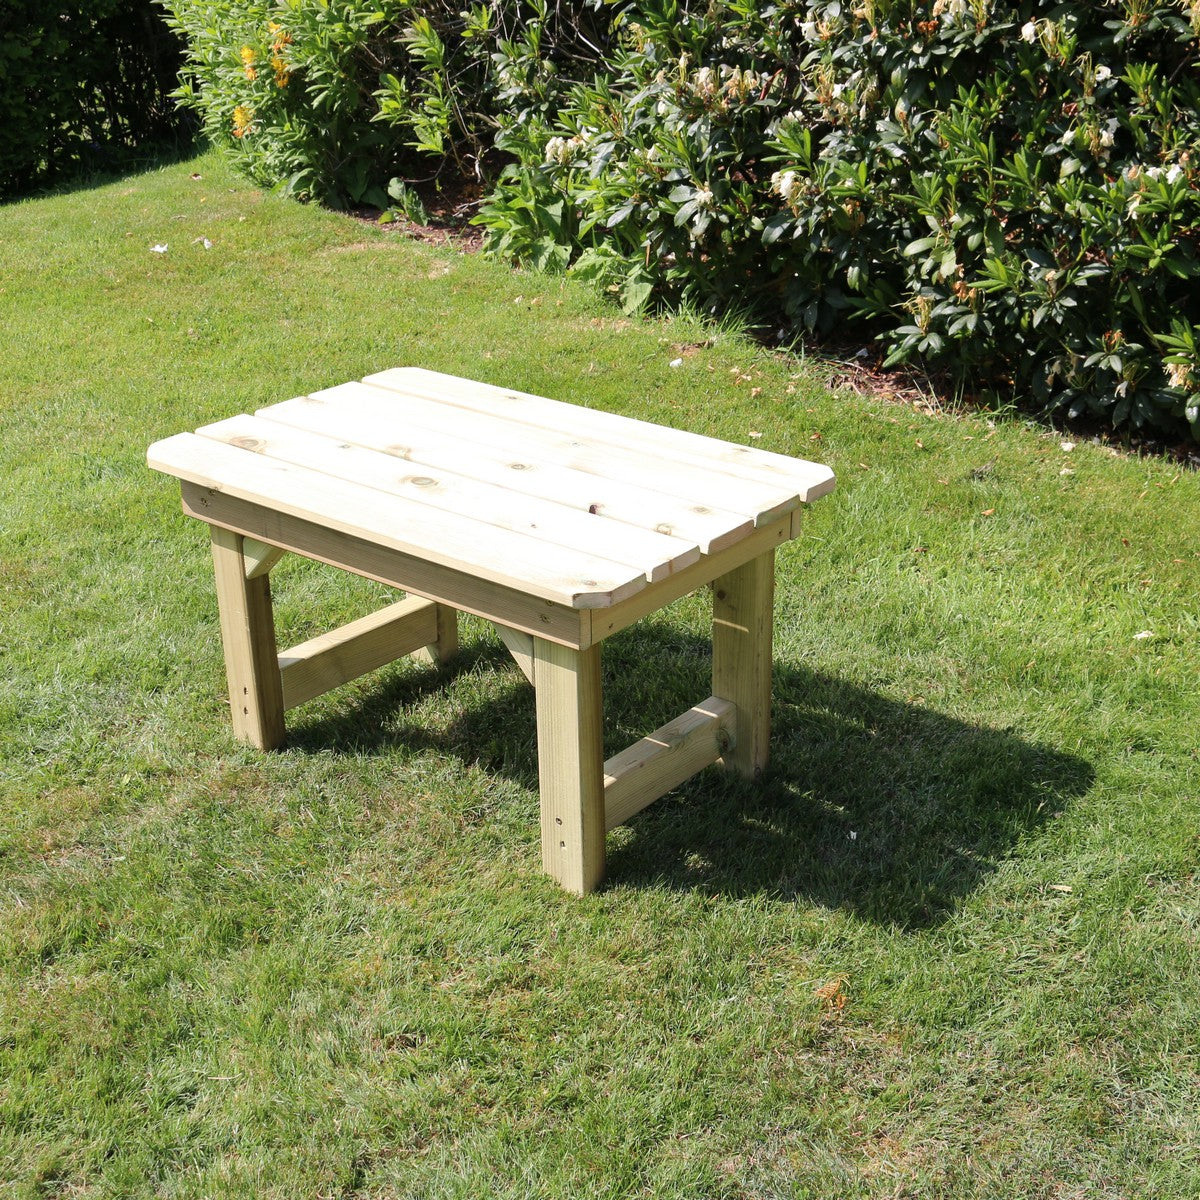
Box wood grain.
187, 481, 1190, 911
603, 696, 735, 830
278, 596, 439, 710
533, 639, 606, 895
210, 526, 286, 749
711, 551, 775, 779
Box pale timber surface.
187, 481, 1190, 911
148, 370, 835, 610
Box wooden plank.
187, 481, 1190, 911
603, 696, 735, 831
150, 432, 647, 609
195, 413, 700, 583
587, 514, 792, 646
533, 640, 606, 894
180, 483, 590, 649
258, 392, 753, 554
278, 596, 439, 710
495, 623, 534, 684
366, 367, 838, 502
209, 526, 286, 750
712, 550, 775, 779
242, 537, 286, 580
288, 381, 801, 528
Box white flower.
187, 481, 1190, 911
801, 20, 819, 41
1145, 165, 1164, 180
1020, 19, 1037, 41
694, 185, 715, 210
1127, 193, 1142, 219
1167, 361, 1192, 389
770, 169, 802, 205
694, 67, 717, 97
1099, 128, 1115, 148
1094, 64, 1112, 83
1167, 164, 1184, 184
1060, 127, 1076, 146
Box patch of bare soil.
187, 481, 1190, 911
347, 170, 486, 252
816, 344, 1199, 467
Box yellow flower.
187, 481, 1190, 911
240, 45, 257, 65
232, 105, 253, 137
244, 65, 257, 80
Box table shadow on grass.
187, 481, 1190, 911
286, 622, 1094, 930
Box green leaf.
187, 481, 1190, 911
903, 237, 938, 256
620, 268, 655, 314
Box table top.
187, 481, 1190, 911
148, 367, 835, 609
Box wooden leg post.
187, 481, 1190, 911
413, 602, 459, 667
533, 640, 606, 894
210, 526, 286, 750
712, 549, 775, 780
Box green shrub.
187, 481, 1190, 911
164, 0, 613, 208
0, 1, 189, 197
167, 0, 398, 207
475, 0, 1200, 437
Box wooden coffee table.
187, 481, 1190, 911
148, 368, 835, 893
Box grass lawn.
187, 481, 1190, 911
1, 150, 1198, 1199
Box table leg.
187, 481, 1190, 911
712, 548, 775, 780
210, 526, 286, 750
532, 639, 605, 894
413, 602, 459, 667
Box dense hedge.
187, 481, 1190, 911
480, 0, 1200, 436
0, 1, 189, 198
164, 0, 613, 208
167, 0, 1200, 437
